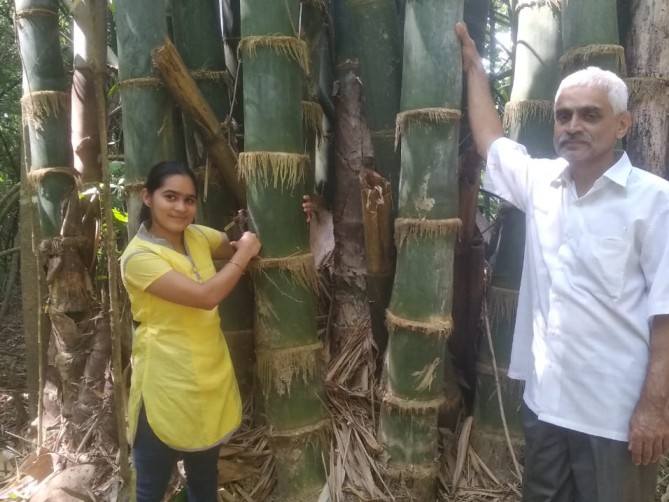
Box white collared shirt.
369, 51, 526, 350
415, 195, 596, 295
484, 138, 669, 441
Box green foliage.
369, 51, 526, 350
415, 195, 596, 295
0, 2, 21, 188
487, 0, 513, 113
0, 3, 21, 283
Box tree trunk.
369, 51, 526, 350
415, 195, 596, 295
378, 0, 464, 498
240, 1, 329, 498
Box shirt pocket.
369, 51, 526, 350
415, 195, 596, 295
575, 234, 630, 301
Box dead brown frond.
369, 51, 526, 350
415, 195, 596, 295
302, 100, 324, 141
218, 407, 277, 501
437, 421, 522, 502
324, 320, 393, 501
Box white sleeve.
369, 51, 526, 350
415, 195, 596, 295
643, 206, 669, 319
483, 137, 534, 213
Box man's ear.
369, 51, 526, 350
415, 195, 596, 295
616, 110, 632, 139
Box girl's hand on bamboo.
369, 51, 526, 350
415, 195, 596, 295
230, 231, 261, 266
303, 194, 325, 223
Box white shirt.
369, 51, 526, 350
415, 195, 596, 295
484, 138, 669, 441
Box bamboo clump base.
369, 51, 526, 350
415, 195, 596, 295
5, 354, 669, 500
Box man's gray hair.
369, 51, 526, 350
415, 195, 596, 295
554, 66, 628, 115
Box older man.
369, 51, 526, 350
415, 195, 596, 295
456, 22, 669, 501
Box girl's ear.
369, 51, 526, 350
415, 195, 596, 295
141, 188, 151, 208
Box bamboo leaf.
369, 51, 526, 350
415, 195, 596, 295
112, 208, 127, 223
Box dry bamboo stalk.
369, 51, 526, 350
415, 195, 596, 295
482, 299, 522, 481
152, 38, 245, 207
93, 3, 132, 494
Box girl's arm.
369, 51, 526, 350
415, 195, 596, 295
146, 231, 260, 310
211, 231, 236, 260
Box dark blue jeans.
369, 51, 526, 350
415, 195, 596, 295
133, 406, 220, 502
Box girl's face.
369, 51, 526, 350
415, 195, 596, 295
142, 174, 197, 237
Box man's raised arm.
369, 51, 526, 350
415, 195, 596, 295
456, 22, 504, 158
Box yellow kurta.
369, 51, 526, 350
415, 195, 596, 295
120, 223, 241, 451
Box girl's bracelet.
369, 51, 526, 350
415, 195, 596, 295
228, 260, 245, 273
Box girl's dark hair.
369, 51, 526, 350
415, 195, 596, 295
139, 161, 198, 222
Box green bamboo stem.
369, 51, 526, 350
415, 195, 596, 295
17, 0, 100, 440
346, 0, 402, 203
378, 1, 464, 498
561, 0, 623, 74
240, 1, 328, 499
115, 0, 181, 237
15, 0, 74, 239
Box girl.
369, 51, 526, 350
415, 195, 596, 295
120, 160, 260, 502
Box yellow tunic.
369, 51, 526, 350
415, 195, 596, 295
120, 223, 241, 451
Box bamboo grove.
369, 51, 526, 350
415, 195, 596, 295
8, 0, 669, 500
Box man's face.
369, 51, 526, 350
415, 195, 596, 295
553, 85, 631, 171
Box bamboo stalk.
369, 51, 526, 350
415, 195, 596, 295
152, 39, 245, 208
0, 183, 20, 212
0, 190, 19, 225
482, 299, 522, 481
241, 1, 329, 498
359, 169, 394, 357
0, 252, 19, 319
625, 0, 669, 178
346, 0, 403, 204
0, 246, 19, 258
378, 0, 464, 498
115, 0, 181, 237
561, 0, 623, 75
92, 0, 131, 495
450, 152, 483, 408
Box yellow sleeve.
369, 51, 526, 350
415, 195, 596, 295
122, 250, 173, 291
190, 224, 224, 253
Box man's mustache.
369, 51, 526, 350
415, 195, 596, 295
557, 133, 589, 148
